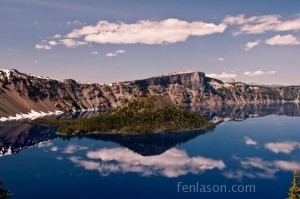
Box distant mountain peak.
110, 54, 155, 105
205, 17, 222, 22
167, 70, 202, 75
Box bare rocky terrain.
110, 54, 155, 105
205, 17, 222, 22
0, 69, 299, 118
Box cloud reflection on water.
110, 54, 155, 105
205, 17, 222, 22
68, 148, 226, 178
224, 157, 300, 180
264, 141, 300, 154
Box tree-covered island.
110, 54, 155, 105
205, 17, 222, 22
34, 95, 214, 135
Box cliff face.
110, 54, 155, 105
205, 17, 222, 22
0, 69, 299, 117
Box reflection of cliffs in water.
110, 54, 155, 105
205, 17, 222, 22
54, 102, 300, 121
1, 103, 300, 157
81, 131, 208, 156
0, 122, 208, 157
55, 111, 106, 119
0, 122, 57, 156
193, 103, 300, 124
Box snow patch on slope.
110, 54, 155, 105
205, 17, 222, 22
0, 110, 63, 122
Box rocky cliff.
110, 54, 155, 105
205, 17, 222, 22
0, 69, 299, 118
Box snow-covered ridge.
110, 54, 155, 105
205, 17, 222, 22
0, 69, 22, 79
0, 110, 63, 122
0, 69, 13, 77
0, 69, 62, 82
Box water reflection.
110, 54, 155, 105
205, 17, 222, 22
68, 147, 225, 178
54, 110, 106, 119
264, 141, 300, 154
0, 122, 57, 156
224, 156, 300, 180
193, 102, 300, 123
79, 131, 207, 156
243, 136, 258, 146
0, 180, 12, 199
0, 122, 209, 156
47, 102, 300, 122
1, 103, 300, 157
2, 104, 300, 199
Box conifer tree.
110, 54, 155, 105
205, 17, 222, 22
0, 181, 12, 199
289, 170, 300, 199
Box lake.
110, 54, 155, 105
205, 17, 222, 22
1, 103, 300, 199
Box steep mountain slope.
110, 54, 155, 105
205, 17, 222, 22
0, 69, 299, 118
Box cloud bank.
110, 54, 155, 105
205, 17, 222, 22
224, 14, 300, 35
35, 15, 300, 51
66, 19, 227, 45
207, 72, 237, 79
36, 18, 227, 49
265, 34, 300, 46
243, 70, 276, 77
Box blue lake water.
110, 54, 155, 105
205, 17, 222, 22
0, 103, 300, 199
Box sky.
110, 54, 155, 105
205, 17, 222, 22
1, 0, 300, 85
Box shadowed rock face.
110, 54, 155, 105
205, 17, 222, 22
1, 69, 300, 118
1, 103, 299, 157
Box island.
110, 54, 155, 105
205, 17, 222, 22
34, 95, 214, 135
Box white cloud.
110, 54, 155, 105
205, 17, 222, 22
59, 39, 87, 48
116, 49, 125, 54
223, 14, 249, 25
244, 40, 260, 51
243, 70, 276, 77
67, 20, 84, 26
265, 141, 300, 154
105, 49, 125, 57
36, 38, 87, 49
35, 43, 52, 50
69, 148, 226, 178
207, 72, 237, 79
243, 136, 257, 146
265, 34, 300, 46
48, 40, 57, 46
53, 34, 62, 39
224, 14, 300, 35
276, 18, 300, 32
91, 51, 98, 55
65, 18, 227, 45
218, 57, 225, 61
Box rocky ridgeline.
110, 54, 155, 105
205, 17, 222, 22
0, 69, 299, 117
